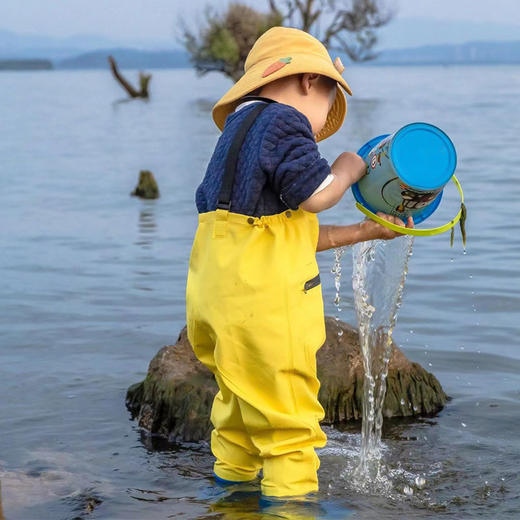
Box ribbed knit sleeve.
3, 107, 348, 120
258, 104, 331, 210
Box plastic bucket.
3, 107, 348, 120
352, 123, 457, 225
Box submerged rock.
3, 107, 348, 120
130, 170, 159, 199
126, 317, 448, 442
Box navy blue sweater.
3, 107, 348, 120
195, 100, 331, 217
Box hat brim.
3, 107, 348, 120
212, 52, 352, 142
315, 84, 347, 142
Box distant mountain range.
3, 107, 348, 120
3, 18, 520, 58
1, 25, 520, 71
373, 40, 520, 65
0, 28, 173, 61
58, 48, 190, 69
52, 41, 520, 70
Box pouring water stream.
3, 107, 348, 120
331, 235, 415, 492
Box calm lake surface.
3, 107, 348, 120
1, 65, 519, 519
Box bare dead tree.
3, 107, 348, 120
181, 0, 395, 81
108, 56, 151, 98
269, 0, 395, 61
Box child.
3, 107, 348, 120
186, 26, 413, 500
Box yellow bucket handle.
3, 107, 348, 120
355, 174, 464, 237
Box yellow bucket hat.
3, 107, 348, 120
212, 26, 353, 142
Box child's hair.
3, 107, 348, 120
318, 75, 337, 90
248, 74, 336, 97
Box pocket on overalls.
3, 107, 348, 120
303, 273, 321, 293
296, 271, 326, 370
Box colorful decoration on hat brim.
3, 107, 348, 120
262, 56, 292, 78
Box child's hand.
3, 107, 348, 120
360, 212, 414, 241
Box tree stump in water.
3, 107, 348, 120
108, 56, 151, 98
130, 170, 159, 199
126, 317, 448, 442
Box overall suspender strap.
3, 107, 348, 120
216, 101, 271, 210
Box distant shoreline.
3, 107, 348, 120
2, 39, 520, 71
0, 59, 52, 71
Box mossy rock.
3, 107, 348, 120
317, 317, 448, 422
126, 317, 448, 442
130, 170, 159, 199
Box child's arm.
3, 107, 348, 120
300, 152, 367, 213
296, 151, 414, 250
316, 214, 415, 252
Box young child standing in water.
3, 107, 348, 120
186, 26, 413, 500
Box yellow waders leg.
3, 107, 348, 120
211, 372, 262, 482
262, 447, 321, 497
186, 319, 262, 482
231, 379, 324, 497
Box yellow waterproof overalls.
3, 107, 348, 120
186, 103, 327, 497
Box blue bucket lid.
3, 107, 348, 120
390, 123, 457, 191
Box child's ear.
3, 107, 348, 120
300, 73, 321, 94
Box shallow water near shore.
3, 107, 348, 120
2, 65, 520, 518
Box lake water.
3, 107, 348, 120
1, 65, 519, 519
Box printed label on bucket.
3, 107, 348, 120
367, 137, 390, 173
380, 179, 442, 213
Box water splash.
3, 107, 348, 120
331, 246, 347, 336
349, 236, 414, 491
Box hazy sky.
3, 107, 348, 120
1, 0, 519, 40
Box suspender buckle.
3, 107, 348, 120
213, 208, 230, 238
